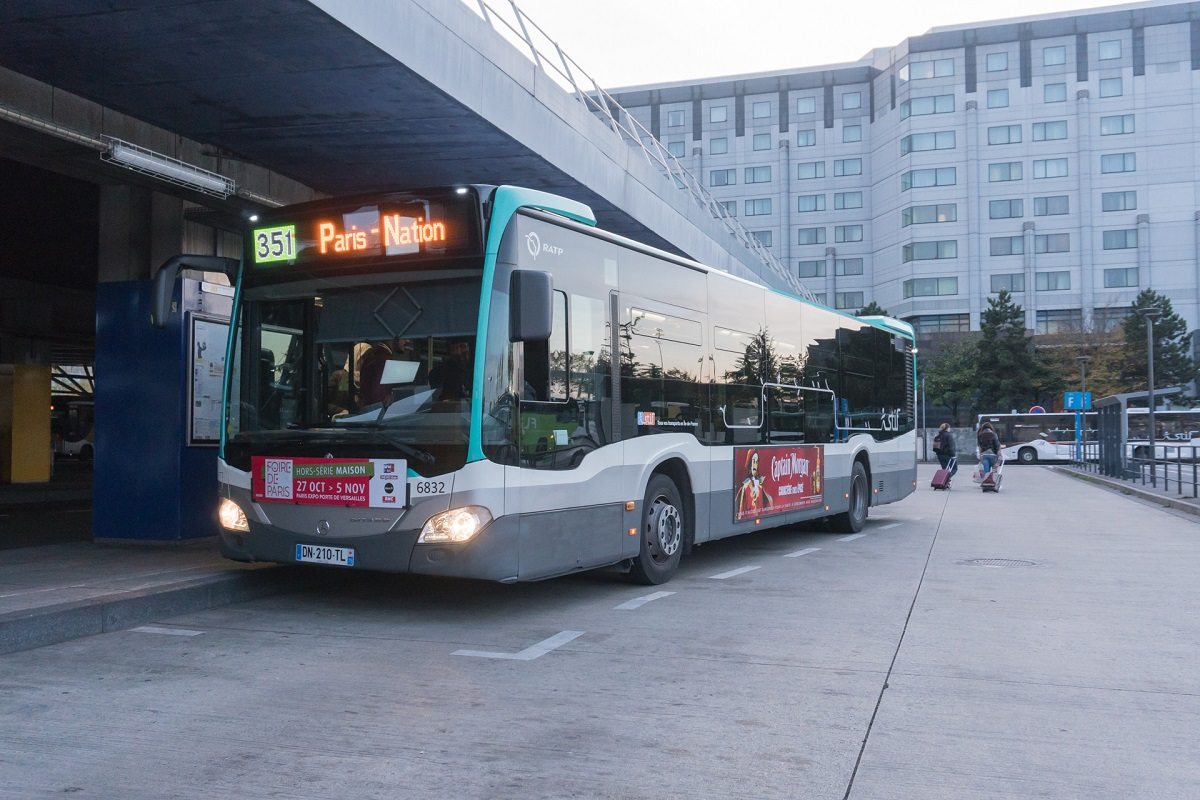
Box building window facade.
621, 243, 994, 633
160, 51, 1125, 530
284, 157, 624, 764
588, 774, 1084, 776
901, 167, 956, 190
988, 125, 1022, 145
901, 203, 957, 226
989, 161, 1023, 182
989, 199, 1023, 219
1033, 158, 1069, 178
1102, 229, 1138, 249
797, 194, 826, 212
990, 273, 1025, 293
1103, 267, 1138, 288
1101, 191, 1136, 212
902, 130, 955, 153
902, 241, 958, 262
1034, 195, 1070, 216
903, 276, 958, 297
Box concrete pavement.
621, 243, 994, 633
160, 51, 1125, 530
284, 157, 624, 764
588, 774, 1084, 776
0, 465, 1198, 798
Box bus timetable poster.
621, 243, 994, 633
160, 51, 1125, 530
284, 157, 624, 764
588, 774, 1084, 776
251, 457, 406, 508
732, 446, 823, 522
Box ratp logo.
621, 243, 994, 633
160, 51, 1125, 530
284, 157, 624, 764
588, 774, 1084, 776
525, 230, 564, 260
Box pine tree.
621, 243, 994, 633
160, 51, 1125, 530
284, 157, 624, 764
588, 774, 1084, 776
974, 290, 1056, 411
1120, 289, 1195, 391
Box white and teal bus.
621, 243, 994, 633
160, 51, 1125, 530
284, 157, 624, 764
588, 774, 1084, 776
167, 186, 916, 584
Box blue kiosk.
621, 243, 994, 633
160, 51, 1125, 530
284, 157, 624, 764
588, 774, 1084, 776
93, 256, 238, 542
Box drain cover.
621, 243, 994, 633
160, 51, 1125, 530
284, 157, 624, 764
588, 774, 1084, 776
963, 558, 1037, 567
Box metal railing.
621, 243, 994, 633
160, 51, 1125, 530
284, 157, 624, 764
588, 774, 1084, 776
467, 0, 811, 300
1073, 441, 1200, 498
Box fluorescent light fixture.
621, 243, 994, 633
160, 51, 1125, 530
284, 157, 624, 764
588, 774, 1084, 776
100, 136, 234, 198
455, 187, 468, 194
248, 214, 260, 222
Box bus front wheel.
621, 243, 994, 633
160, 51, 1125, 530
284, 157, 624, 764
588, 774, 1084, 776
630, 474, 685, 585
832, 461, 868, 533
1018, 447, 1037, 464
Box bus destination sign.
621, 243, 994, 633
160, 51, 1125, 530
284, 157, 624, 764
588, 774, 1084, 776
248, 194, 479, 270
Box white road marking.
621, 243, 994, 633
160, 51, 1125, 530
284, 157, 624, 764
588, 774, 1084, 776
877, 523, 902, 530
453, 630, 584, 661
709, 565, 761, 580
614, 591, 675, 610
131, 626, 204, 637
784, 547, 821, 558
837, 533, 867, 542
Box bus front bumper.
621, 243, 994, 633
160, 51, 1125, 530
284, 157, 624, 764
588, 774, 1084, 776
219, 515, 520, 582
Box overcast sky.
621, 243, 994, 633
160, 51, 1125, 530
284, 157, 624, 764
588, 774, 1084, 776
506, 0, 1153, 88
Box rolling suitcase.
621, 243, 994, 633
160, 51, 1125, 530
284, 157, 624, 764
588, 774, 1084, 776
930, 457, 956, 490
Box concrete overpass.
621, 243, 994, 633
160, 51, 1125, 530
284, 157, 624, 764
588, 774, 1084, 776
0, 0, 792, 291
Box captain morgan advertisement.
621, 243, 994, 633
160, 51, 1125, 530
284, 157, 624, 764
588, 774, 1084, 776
733, 446, 823, 522
251, 457, 406, 508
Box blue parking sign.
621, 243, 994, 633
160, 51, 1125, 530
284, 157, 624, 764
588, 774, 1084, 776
1064, 391, 1092, 410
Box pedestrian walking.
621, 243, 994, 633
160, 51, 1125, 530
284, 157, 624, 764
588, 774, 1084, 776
933, 423, 958, 476
977, 422, 1001, 479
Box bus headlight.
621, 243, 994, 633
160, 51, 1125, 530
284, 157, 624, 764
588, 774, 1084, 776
218, 498, 250, 532
418, 506, 493, 544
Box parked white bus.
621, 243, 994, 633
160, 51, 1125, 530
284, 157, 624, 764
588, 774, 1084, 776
157, 186, 918, 584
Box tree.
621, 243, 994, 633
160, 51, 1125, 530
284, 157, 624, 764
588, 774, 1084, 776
1036, 326, 1124, 402
922, 338, 978, 425
856, 301, 888, 317
974, 290, 1057, 411
1119, 290, 1194, 392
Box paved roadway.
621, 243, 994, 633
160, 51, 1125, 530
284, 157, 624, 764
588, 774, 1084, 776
2, 466, 1198, 799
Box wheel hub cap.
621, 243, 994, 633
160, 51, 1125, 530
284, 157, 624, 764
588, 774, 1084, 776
651, 501, 681, 557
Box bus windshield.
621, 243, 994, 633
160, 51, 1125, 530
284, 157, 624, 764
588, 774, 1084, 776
225, 273, 481, 476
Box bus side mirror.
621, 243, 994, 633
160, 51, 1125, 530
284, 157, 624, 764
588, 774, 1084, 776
509, 270, 553, 342
150, 255, 241, 327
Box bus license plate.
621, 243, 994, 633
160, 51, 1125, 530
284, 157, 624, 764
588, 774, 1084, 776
295, 544, 355, 567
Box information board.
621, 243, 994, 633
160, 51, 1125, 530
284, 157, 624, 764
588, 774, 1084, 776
188, 315, 229, 446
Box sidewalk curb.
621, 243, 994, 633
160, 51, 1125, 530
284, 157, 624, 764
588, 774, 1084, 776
1050, 466, 1200, 517
0, 568, 329, 656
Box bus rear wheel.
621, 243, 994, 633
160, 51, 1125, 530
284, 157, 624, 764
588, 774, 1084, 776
832, 461, 868, 533
630, 474, 685, 585
1018, 447, 1037, 464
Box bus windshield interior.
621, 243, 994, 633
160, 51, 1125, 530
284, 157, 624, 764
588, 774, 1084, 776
226, 274, 481, 475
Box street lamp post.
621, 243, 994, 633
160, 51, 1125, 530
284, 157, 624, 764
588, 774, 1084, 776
1076, 355, 1091, 393
1145, 309, 1160, 487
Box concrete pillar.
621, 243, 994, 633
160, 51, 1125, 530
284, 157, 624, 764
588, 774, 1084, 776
1023, 221, 1037, 331
98, 186, 184, 282
1076, 90, 1095, 330
778, 139, 791, 270
1137, 213, 1151, 288
1193, 211, 1200, 328
824, 246, 837, 305
0, 364, 52, 483
964, 100, 982, 329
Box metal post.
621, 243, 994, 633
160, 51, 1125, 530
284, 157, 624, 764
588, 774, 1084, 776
921, 375, 928, 461
1146, 309, 1159, 488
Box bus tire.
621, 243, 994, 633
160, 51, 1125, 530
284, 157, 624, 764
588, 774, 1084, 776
630, 474, 685, 585
832, 461, 868, 533
1018, 447, 1037, 464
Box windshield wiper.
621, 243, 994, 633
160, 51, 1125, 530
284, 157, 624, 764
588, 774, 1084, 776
332, 424, 436, 464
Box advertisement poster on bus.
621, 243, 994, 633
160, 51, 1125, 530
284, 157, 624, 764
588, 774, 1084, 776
732, 446, 823, 522
251, 457, 407, 508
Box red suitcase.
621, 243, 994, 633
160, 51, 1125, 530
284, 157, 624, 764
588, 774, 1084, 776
930, 457, 956, 490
